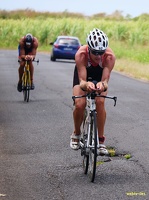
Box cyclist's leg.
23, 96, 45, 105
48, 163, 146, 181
71, 66, 86, 149
70, 85, 86, 150
29, 61, 35, 89
95, 93, 108, 155
17, 60, 25, 92
73, 85, 86, 134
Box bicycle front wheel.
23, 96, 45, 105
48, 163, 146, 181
22, 73, 27, 102
25, 71, 30, 102
26, 83, 30, 102
88, 110, 98, 182
81, 109, 89, 174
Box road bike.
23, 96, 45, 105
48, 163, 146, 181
18, 59, 39, 102
72, 82, 117, 182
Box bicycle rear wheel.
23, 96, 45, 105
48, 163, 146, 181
88, 110, 97, 182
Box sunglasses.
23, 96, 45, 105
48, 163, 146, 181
90, 49, 105, 56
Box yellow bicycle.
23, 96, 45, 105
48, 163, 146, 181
19, 59, 39, 102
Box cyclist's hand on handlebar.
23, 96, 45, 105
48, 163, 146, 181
80, 81, 96, 92
25, 55, 34, 61
86, 81, 97, 92
96, 81, 108, 93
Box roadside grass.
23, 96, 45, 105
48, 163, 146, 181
115, 59, 149, 82
0, 17, 149, 82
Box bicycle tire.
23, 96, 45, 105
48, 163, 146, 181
88, 110, 97, 182
26, 84, 30, 102
82, 122, 89, 174
81, 109, 89, 174
26, 71, 30, 102
22, 73, 27, 102
23, 87, 27, 101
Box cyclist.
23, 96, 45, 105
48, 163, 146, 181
17, 33, 38, 92
70, 28, 116, 155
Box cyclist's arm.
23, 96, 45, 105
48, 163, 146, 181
75, 49, 95, 92
102, 49, 115, 82
29, 38, 38, 60
19, 40, 26, 60
97, 48, 116, 91
75, 52, 86, 85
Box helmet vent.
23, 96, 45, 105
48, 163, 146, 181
103, 41, 105, 47
95, 41, 98, 47
91, 41, 94, 48
98, 37, 101, 42
93, 35, 96, 40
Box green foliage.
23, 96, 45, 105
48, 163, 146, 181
0, 14, 149, 64
0, 10, 149, 81
0, 9, 85, 19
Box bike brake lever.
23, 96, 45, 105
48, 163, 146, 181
37, 59, 39, 64
113, 96, 117, 106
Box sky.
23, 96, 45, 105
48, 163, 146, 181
0, 0, 148, 17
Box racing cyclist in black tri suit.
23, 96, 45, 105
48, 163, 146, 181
70, 28, 116, 155
17, 33, 38, 92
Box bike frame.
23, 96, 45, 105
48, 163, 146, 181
84, 95, 98, 152
18, 59, 39, 102
72, 90, 117, 182
22, 60, 31, 86
77, 93, 117, 146
22, 60, 31, 102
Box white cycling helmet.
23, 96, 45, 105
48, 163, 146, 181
87, 28, 108, 52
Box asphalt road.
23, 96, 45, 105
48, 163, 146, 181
0, 50, 149, 200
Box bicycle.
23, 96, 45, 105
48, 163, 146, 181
18, 59, 39, 102
72, 81, 117, 182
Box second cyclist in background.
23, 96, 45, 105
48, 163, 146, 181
17, 33, 38, 92
70, 28, 116, 155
